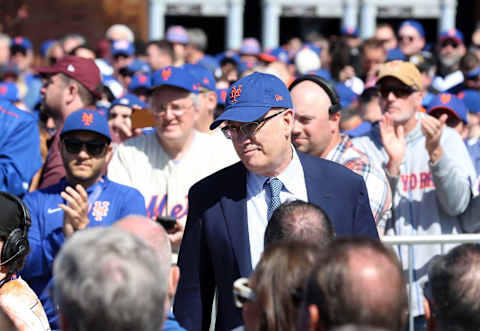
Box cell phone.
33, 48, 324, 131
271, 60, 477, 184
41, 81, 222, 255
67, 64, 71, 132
131, 108, 155, 129
155, 216, 177, 231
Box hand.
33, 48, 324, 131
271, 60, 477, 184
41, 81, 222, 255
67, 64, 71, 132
59, 185, 89, 238
421, 114, 446, 163
379, 113, 406, 176
166, 221, 185, 251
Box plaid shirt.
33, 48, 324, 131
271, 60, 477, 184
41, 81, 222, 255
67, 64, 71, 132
325, 134, 392, 233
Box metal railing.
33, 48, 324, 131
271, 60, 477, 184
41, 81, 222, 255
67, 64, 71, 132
381, 234, 480, 331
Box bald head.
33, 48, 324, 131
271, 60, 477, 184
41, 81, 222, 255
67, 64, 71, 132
290, 79, 341, 158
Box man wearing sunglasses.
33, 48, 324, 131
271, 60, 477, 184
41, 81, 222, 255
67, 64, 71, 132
432, 29, 466, 93
20, 109, 146, 297
352, 61, 477, 329
397, 20, 426, 59
174, 72, 378, 331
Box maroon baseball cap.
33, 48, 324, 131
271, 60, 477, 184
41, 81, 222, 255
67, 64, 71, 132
35, 56, 101, 98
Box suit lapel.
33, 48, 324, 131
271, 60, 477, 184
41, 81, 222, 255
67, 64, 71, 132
221, 163, 253, 277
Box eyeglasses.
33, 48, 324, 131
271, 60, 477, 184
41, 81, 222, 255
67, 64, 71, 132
63, 138, 108, 157
233, 278, 256, 308
399, 35, 415, 43
378, 85, 418, 99
440, 40, 459, 49
221, 110, 286, 139
151, 102, 193, 117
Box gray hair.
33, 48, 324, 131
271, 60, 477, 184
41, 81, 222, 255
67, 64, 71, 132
187, 28, 207, 51
53, 227, 167, 331
106, 24, 135, 42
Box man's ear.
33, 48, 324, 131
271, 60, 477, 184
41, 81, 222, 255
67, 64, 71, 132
65, 83, 79, 104
424, 298, 435, 331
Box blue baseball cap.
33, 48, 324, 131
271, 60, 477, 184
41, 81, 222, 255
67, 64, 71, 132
307, 69, 332, 81
129, 73, 151, 92
110, 93, 147, 110
458, 89, 480, 114
11, 36, 32, 52
466, 66, 480, 79
259, 47, 289, 63
111, 40, 135, 57
439, 28, 464, 45
210, 72, 293, 130
183, 63, 216, 91
126, 59, 151, 74
0, 83, 20, 102
61, 109, 111, 141
240, 38, 261, 56
399, 20, 425, 38
216, 88, 228, 106
334, 82, 358, 109
166, 25, 189, 44
427, 93, 468, 123
150, 66, 199, 94
341, 26, 359, 37
40, 39, 56, 58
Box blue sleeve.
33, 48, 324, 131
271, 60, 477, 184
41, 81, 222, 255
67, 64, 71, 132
39, 278, 60, 331
42, 227, 65, 273
163, 311, 186, 331
120, 187, 147, 217
0, 108, 42, 196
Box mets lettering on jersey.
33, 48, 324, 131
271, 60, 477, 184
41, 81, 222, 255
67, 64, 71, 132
146, 194, 188, 220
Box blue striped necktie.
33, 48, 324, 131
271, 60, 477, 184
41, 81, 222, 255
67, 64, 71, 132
265, 177, 283, 221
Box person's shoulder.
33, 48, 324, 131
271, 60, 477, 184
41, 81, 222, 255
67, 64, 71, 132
299, 151, 364, 182
190, 161, 244, 193
121, 132, 156, 149
104, 177, 144, 196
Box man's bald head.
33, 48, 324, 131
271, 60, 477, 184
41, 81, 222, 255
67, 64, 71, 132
290, 79, 341, 158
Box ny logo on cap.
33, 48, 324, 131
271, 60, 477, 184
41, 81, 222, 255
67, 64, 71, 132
82, 112, 94, 126
67, 64, 75, 72
162, 68, 172, 81
275, 94, 283, 102
139, 75, 147, 83
203, 77, 210, 84
440, 93, 451, 104
220, 90, 227, 102
230, 85, 242, 103
0, 86, 6, 95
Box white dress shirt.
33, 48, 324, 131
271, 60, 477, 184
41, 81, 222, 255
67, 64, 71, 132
246, 147, 308, 268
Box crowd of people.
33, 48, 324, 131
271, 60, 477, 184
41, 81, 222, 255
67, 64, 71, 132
0, 18, 479, 331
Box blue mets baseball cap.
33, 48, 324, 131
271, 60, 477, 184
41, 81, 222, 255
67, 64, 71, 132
216, 88, 228, 106
111, 40, 135, 57
166, 25, 189, 44
210, 72, 293, 130
0, 83, 20, 102
40, 39, 56, 58
240, 38, 261, 56
183, 63, 216, 91
150, 66, 199, 94
110, 93, 147, 110
129, 73, 151, 92
427, 93, 468, 123
11, 36, 32, 52
458, 89, 480, 114
439, 28, 464, 45
61, 109, 111, 141
399, 20, 425, 38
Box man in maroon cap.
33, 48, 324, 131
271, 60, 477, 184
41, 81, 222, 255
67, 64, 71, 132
34, 55, 101, 189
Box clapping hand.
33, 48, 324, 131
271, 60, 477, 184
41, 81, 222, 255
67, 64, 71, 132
59, 185, 89, 238
379, 113, 406, 176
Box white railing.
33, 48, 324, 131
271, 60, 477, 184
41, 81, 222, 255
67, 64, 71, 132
381, 234, 480, 331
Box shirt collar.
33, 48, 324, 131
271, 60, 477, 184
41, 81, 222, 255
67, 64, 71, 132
247, 146, 305, 196
60, 176, 107, 194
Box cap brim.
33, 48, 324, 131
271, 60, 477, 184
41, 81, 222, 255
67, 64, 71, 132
34, 65, 60, 74
210, 105, 270, 130
439, 36, 463, 45
428, 106, 463, 122
377, 75, 416, 88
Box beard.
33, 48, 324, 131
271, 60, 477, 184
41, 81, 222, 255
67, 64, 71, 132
439, 54, 461, 69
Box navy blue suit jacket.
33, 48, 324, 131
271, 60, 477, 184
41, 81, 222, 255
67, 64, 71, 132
174, 152, 378, 331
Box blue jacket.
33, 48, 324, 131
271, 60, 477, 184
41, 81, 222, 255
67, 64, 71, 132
21, 177, 146, 295
0, 100, 42, 196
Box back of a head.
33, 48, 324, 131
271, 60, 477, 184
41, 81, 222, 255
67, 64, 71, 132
53, 227, 167, 331
187, 28, 208, 52
250, 241, 321, 331
264, 200, 334, 249
304, 237, 407, 331
428, 244, 480, 331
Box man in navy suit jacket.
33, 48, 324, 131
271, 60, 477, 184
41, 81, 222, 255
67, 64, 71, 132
174, 72, 378, 331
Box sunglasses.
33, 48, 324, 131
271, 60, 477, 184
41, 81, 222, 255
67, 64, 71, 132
440, 39, 459, 49
63, 138, 108, 157
399, 35, 414, 43
233, 277, 256, 308
378, 85, 417, 99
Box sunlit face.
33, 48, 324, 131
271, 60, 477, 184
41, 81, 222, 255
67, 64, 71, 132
60, 131, 112, 185
108, 105, 132, 133
438, 38, 466, 68
150, 86, 198, 145
376, 26, 397, 50
291, 81, 337, 158
229, 108, 294, 177
361, 47, 387, 77
40, 73, 68, 119
398, 26, 425, 57
378, 77, 423, 124
146, 45, 173, 72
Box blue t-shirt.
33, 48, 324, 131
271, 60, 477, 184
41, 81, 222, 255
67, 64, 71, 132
21, 177, 146, 295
